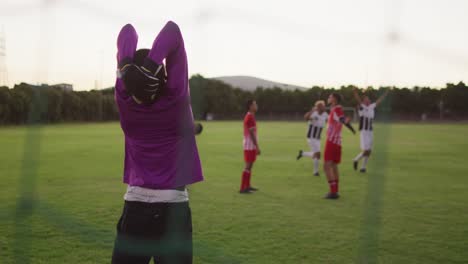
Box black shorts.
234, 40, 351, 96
111, 201, 192, 264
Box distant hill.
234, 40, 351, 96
212, 76, 307, 91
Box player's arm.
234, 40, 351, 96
304, 107, 315, 120
353, 88, 362, 105
146, 21, 182, 65
248, 127, 260, 155
117, 24, 138, 66
375, 89, 390, 107
115, 24, 138, 100
304, 111, 312, 120
334, 107, 356, 134
339, 116, 356, 134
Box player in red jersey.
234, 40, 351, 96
323, 93, 356, 199
240, 99, 260, 194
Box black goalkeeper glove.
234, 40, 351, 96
194, 123, 203, 135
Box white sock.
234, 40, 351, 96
354, 152, 364, 162
362, 156, 369, 169
313, 158, 319, 173
302, 151, 314, 157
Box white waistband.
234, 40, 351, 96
124, 185, 189, 203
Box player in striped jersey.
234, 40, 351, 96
352, 88, 389, 173
323, 93, 356, 199
296, 100, 328, 176
239, 99, 260, 194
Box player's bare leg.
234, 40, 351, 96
353, 151, 365, 171
297, 150, 320, 176
298, 150, 314, 160
324, 161, 332, 181
332, 164, 339, 192
360, 150, 371, 173
313, 152, 321, 176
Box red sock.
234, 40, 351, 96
335, 179, 339, 193
246, 170, 251, 188
240, 170, 249, 191
328, 180, 337, 194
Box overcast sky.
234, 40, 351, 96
1, 0, 467, 90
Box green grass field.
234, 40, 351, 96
0, 122, 467, 264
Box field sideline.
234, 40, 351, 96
0, 122, 467, 263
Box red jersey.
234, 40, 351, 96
326, 105, 345, 145
243, 112, 257, 150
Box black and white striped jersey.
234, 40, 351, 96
307, 111, 328, 140
358, 103, 376, 131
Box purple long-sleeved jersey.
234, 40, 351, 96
115, 21, 203, 189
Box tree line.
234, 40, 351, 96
0, 76, 467, 125
0, 83, 117, 125
189, 74, 468, 121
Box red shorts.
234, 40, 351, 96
324, 141, 342, 164
244, 150, 257, 163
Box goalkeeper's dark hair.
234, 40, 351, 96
246, 99, 255, 111
331, 93, 342, 103
134, 49, 150, 66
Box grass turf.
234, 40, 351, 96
0, 122, 467, 263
